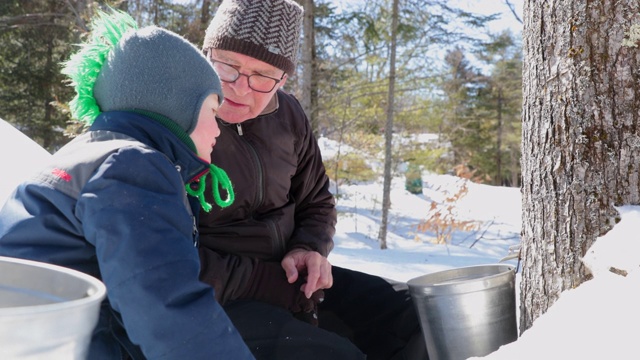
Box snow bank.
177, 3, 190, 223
476, 206, 640, 360
0, 119, 51, 205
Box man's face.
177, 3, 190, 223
208, 49, 287, 124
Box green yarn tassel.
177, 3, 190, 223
186, 175, 212, 212
209, 163, 235, 208
61, 7, 138, 126
186, 164, 235, 212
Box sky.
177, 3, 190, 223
454, 0, 524, 35
3, 60, 639, 359
169, 0, 525, 36
330, 0, 525, 75
333, 0, 524, 34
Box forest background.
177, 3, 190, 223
0, 0, 523, 190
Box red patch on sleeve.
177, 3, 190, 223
51, 168, 72, 182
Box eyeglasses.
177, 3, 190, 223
209, 59, 284, 93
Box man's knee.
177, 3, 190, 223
225, 300, 365, 360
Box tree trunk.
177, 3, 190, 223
496, 88, 503, 185
521, 0, 640, 332
298, 0, 316, 133
377, 0, 399, 250
200, 0, 211, 33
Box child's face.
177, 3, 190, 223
190, 94, 221, 163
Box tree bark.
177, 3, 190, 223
521, 0, 640, 332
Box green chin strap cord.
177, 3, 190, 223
186, 163, 235, 212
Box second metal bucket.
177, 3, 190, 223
407, 264, 517, 360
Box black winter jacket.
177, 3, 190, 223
198, 90, 336, 304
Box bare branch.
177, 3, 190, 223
65, 0, 89, 32
468, 220, 493, 248
0, 13, 65, 26
503, 0, 523, 24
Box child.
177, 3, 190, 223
0, 8, 253, 360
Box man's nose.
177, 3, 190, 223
229, 74, 252, 96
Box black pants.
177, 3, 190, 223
224, 266, 428, 360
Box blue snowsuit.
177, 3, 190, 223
0, 111, 253, 359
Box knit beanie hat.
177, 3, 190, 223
61, 8, 234, 212
94, 27, 222, 135
203, 0, 303, 75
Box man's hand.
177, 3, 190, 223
240, 260, 324, 325
281, 248, 333, 298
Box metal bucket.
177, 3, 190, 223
407, 264, 517, 360
0, 256, 107, 359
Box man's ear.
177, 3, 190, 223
278, 74, 288, 89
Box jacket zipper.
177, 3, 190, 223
241, 136, 263, 210
235, 123, 284, 253
192, 215, 198, 247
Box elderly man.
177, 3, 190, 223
197, 1, 427, 359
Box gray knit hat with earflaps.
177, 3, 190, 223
202, 0, 303, 75
94, 26, 223, 134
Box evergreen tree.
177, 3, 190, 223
437, 46, 484, 173
0, 0, 79, 151
474, 31, 523, 186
